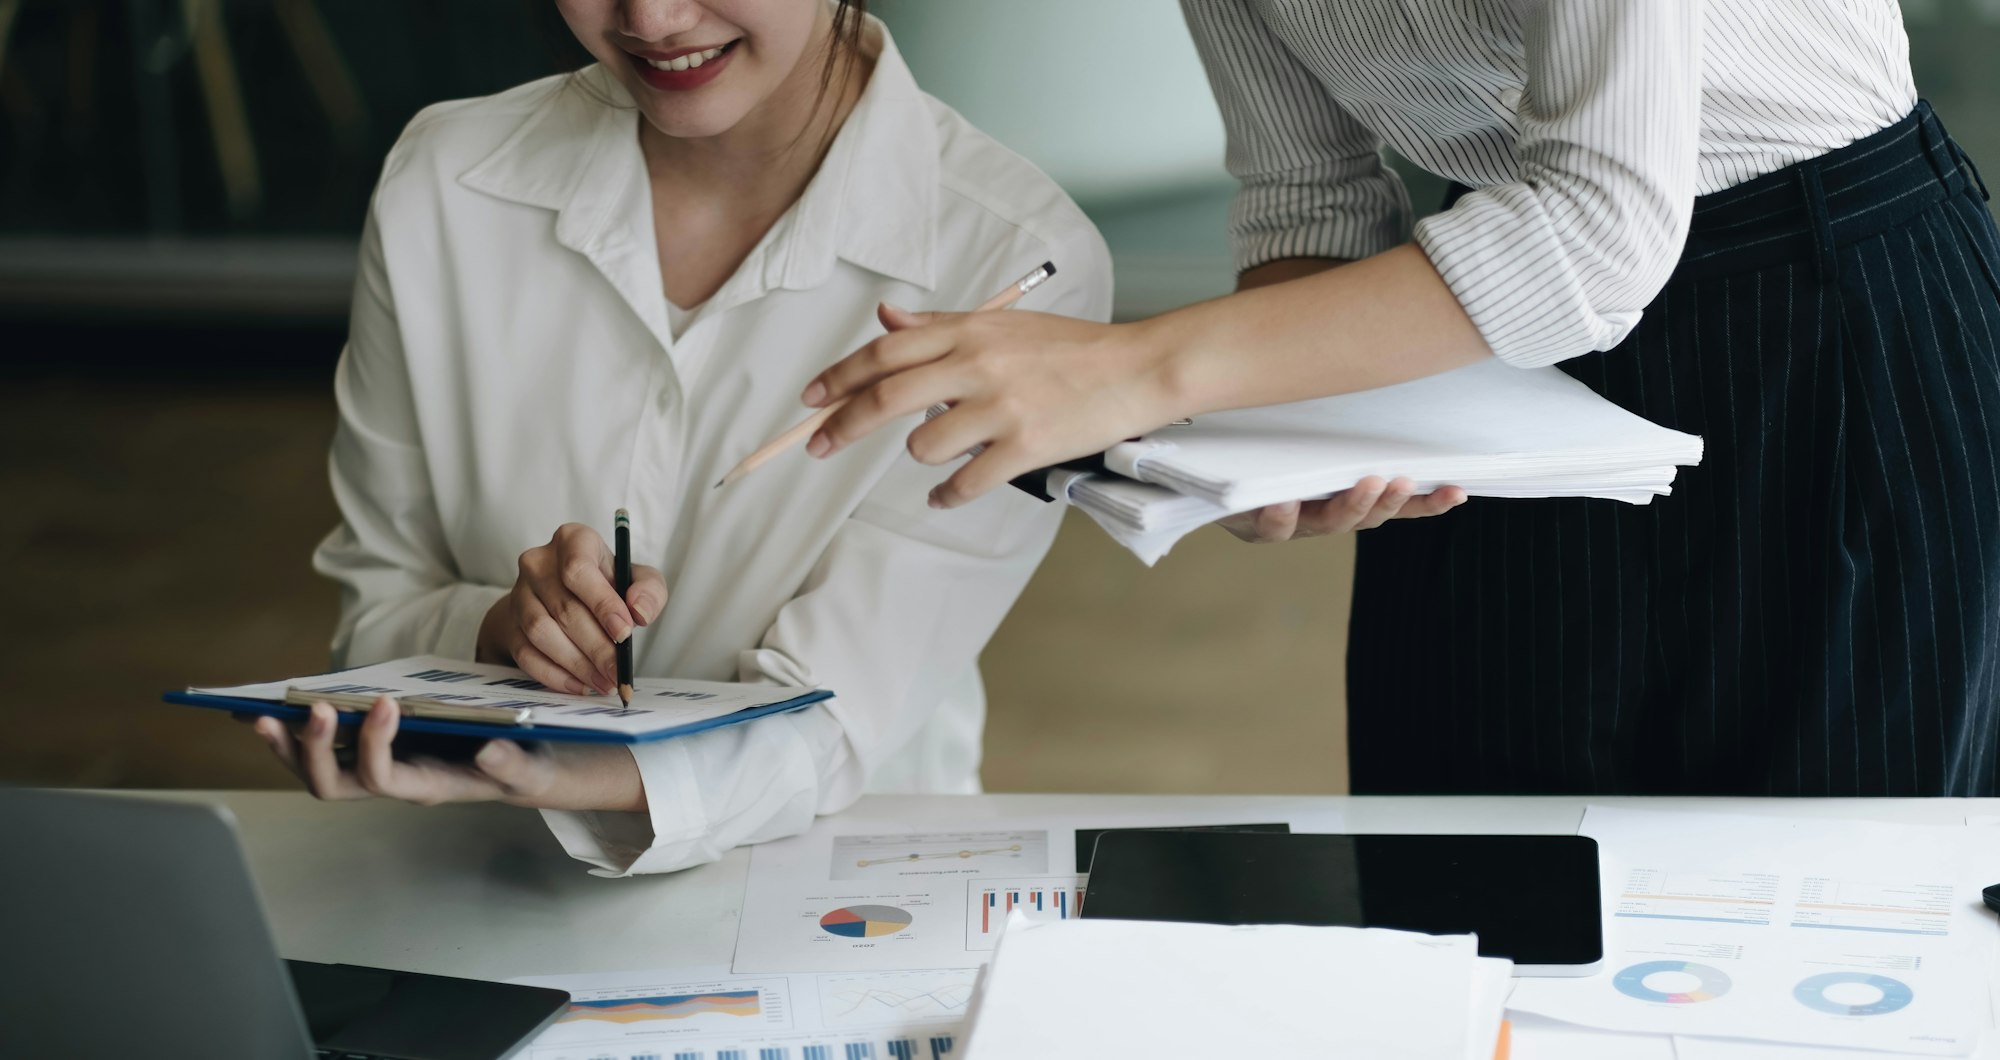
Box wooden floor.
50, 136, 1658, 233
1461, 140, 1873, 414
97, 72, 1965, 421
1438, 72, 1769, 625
0, 376, 1352, 795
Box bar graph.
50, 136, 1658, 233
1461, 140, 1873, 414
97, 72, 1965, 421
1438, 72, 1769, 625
531, 1035, 956, 1060
977, 885, 1079, 931
964, 875, 1086, 950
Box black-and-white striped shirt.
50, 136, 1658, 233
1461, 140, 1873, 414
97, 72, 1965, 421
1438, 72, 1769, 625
1179, 0, 1918, 367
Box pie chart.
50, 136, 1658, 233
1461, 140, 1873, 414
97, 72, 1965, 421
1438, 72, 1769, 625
1613, 960, 1732, 1003
1794, 972, 1914, 1016
820, 904, 913, 938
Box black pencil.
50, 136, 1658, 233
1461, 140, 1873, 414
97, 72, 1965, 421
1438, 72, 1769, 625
614, 508, 634, 705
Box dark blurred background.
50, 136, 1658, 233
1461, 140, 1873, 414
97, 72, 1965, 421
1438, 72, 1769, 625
3, 1, 1995, 795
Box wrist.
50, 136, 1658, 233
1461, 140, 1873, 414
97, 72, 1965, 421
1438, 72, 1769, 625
1124, 311, 1217, 421
1136, 302, 1240, 416
596, 745, 648, 813
514, 744, 648, 813
473, 597, 512, 665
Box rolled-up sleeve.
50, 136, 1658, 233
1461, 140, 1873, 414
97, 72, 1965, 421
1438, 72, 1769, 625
1414, 2, 1701, 367
1180, 0, 1412, 269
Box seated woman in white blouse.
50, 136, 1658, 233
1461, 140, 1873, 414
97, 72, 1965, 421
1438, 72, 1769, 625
249, 0, 1110, 876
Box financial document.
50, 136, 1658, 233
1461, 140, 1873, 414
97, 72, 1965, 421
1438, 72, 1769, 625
1508, 807, 1988, 1055
190, 654, 818, 737
730, 806, 1341, 974
509, 965, 971, 1060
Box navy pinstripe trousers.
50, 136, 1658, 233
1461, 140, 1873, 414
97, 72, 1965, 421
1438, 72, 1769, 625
1349, 103, 2000, 796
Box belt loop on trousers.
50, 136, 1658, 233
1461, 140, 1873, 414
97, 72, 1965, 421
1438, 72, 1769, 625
1923, 99, 1990, 203
1799, 162, 1839, 285
1915, 103, 1963, 200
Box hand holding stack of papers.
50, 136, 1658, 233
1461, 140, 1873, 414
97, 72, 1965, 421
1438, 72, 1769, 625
1059, 359, 1704, 564
959, 915, 1512, 1059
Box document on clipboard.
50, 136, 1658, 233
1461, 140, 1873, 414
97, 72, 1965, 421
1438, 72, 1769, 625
166, 654, 830, 745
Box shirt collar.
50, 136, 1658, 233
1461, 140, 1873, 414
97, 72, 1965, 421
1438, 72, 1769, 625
458, 16, 938, 293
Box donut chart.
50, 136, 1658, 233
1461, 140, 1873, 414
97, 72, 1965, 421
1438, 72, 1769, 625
1793, 972, 1914, 1016
820, 904, 913, 938
1613, 960, 1733, 1004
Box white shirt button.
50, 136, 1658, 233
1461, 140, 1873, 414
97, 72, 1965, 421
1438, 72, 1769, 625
1498, 87, 1524, 111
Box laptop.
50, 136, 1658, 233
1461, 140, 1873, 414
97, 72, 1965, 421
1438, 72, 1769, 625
0, 788, 570, 1059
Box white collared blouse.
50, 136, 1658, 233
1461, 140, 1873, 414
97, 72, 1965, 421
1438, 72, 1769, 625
312, 24, 1113, 875
1179, 0, 1918, 368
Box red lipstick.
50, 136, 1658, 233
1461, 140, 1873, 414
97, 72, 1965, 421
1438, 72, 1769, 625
626, 41, 739, 92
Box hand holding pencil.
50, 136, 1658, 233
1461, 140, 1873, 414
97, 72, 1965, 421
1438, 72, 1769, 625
473, 520, 666, 700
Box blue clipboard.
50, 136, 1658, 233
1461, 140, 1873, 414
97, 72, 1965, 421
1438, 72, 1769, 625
162, 689, 832, 745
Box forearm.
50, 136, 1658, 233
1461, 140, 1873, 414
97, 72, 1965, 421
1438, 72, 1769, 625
1235, 256, 1350, 291
532, 743, 648, 814
1145, 243, 1491, 417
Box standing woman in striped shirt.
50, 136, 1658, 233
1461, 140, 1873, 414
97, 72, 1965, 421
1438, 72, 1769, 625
802, 2, 2000, 797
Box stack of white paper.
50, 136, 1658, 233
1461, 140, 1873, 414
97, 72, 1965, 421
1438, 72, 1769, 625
1060, 359, 1704, 564
959, 915, 1512, 1059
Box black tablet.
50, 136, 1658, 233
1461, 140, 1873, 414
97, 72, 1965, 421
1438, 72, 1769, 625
1079, 830, 1603, 976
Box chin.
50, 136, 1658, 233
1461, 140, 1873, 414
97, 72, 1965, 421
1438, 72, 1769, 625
637, 98, 757, 140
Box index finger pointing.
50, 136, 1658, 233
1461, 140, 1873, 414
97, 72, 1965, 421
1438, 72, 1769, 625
878, 303, 950, 332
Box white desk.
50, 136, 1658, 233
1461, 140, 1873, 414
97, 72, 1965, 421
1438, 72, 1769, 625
151, 791, 2000, 982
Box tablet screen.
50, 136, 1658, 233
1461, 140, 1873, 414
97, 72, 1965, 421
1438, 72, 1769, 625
1072, 822, 1289, 873
1079, 831, 1602, 970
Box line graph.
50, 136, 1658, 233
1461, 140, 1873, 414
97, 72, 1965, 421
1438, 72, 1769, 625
831, 831, 1048, 880
818, 969, 978, 1030
854, 844, 1024, 868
